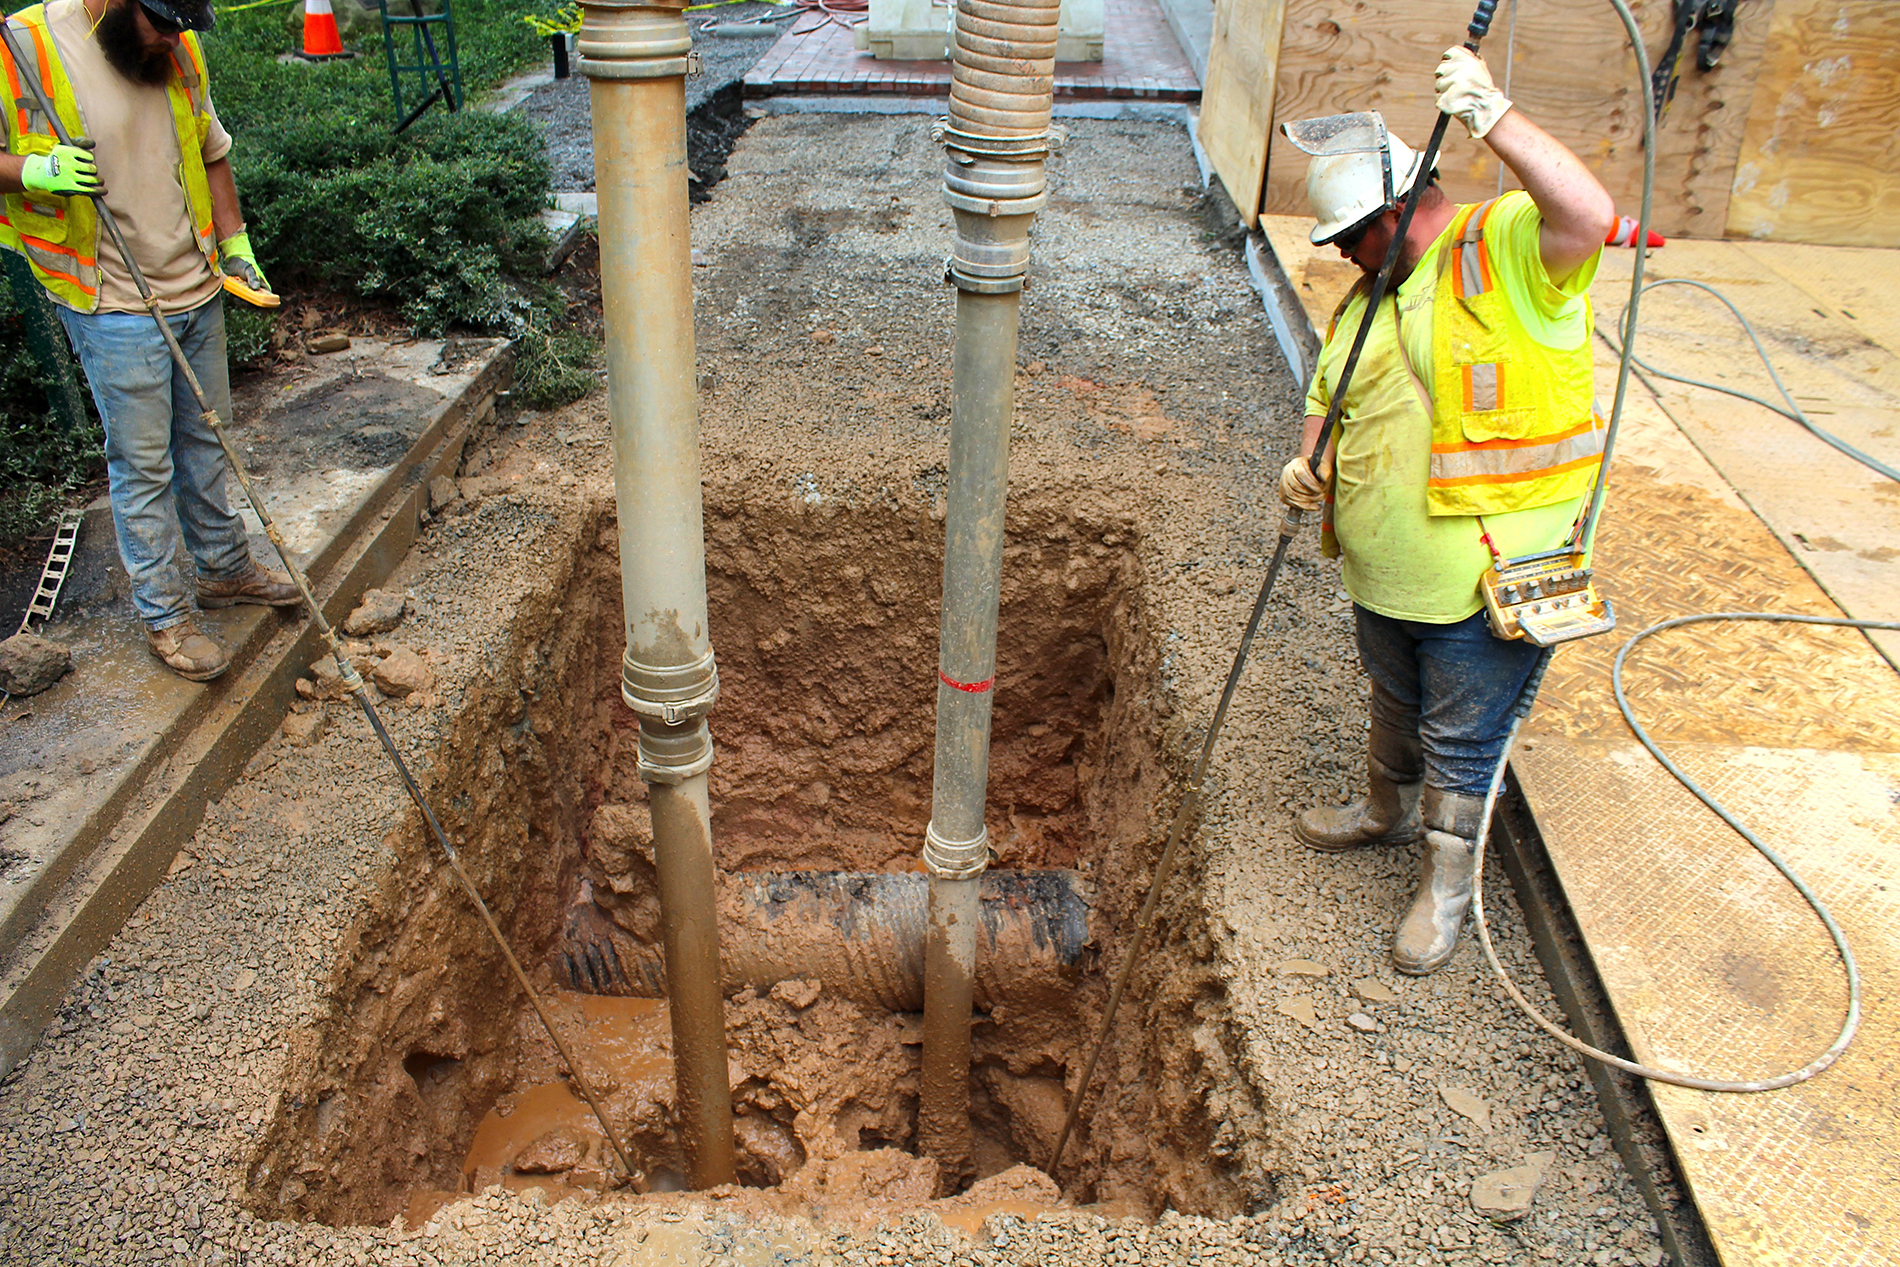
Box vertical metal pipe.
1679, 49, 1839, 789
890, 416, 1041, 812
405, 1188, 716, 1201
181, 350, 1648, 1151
920, 0, 1058, 1193
579, 0, 735, 1190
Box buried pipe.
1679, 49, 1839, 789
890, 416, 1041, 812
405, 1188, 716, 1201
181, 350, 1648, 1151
568, 869, 1097, 1011
578, 0, 736, 1190
920, 0, 1060, 1193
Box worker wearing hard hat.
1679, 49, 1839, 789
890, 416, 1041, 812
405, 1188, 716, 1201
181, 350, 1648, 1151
1278, 50, 1615, 975
0, 0, 294, 682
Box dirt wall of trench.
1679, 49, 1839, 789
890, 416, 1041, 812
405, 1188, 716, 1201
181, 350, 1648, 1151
244, 471, 1277, 1227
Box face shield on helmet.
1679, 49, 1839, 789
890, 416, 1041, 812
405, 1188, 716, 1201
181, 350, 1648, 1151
1279, 112, 1427, 247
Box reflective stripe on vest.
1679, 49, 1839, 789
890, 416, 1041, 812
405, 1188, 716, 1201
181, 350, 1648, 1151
1425, 194, 1604, 517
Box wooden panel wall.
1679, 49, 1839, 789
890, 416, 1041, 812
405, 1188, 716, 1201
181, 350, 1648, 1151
1726, 0, 1900, 247
1246, 0, 1772, 238
1198, 0, 1290, 227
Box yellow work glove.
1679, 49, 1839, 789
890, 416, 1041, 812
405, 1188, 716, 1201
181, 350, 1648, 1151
217, 231, 280, 308
1434, 46, 1512, 140
1279, 455, 1325, 512
20, 143, 103, 197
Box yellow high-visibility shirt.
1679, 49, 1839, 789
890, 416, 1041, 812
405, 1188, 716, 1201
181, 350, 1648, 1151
1304, 192, 1601, 624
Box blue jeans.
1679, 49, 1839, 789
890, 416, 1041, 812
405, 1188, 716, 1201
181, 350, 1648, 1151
1354, 605, 1547, 797
59, 297, 251, 630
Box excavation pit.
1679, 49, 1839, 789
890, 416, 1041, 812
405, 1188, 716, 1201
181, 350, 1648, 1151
248, 485, 1264, 1231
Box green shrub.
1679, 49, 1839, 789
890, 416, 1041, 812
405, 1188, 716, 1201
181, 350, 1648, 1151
0, 282, 101, 543
513, 320, 601, 409
210, 1, 553, 336
1, 1, 579, 546
225, 304, 278, 368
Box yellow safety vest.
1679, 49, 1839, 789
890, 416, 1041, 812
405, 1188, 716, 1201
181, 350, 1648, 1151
1425, 197, 1604, 516
0, 5, 218, 312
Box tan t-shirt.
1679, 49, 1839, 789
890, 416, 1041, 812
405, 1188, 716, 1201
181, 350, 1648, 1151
43, 0, 231, 314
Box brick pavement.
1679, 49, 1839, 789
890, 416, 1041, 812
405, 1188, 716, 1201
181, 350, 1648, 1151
743, 0, 1198, 101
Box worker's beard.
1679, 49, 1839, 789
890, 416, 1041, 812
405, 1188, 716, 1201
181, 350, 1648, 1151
97, 2, 175, 87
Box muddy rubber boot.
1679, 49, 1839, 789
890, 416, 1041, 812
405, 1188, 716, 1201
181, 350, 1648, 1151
1293, 721, 1423, 851
1391, 788, 1487, 976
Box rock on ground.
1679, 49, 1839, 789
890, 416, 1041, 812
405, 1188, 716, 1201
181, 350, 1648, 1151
343, 589, 406, 637
0, 632, 71, 696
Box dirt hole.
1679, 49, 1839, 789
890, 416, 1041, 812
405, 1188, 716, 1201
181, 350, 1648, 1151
250, 486, 1262, 1227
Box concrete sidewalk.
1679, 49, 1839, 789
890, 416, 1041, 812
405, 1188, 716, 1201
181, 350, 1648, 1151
0, 338, 510, 1076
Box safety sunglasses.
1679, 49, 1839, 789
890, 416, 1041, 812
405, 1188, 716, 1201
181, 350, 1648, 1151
139, 3, 185, 36
1331, 209, 1386, 254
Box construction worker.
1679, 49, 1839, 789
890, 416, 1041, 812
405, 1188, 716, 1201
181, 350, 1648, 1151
1279, 50, 1614, 974
0, 0, 296, 682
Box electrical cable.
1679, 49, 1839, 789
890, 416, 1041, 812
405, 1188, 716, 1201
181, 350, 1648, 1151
1605, 277, 1900, 484
1462, 0, 1870, 1094
1469, 612, 1895, 1091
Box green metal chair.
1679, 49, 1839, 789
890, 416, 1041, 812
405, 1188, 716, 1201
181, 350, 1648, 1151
378, 0, 463, 132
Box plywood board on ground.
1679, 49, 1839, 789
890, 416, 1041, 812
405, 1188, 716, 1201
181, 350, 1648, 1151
1589, 241, 1900, 668
1514, 738, 1900, 1266
1518, 352, 1900, 1264
1726, 0, 1900, 248
1262, 0, 1769, 239
1198, 0, 1288, 227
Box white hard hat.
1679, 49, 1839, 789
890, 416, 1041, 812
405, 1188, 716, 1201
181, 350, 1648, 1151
1301, 128, 1426, 246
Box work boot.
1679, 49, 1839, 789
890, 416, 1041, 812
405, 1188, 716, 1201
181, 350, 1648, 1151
1391, 787, 1487, 976
145, 619, 230, 682
196, 562, 303, 610
1293, 721, 1423, 851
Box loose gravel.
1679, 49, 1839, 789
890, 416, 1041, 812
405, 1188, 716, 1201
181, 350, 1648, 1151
0, 114, 1672, 1266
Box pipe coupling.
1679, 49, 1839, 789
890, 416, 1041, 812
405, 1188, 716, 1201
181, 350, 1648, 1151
923, 821, 991, 880
637, 716, 714, 784
622, 646, 719, 725
578, 0, 692, 79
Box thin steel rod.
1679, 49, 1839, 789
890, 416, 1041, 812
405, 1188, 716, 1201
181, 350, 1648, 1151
0, 20, 642, 1186
1047, 509, 1300, 1176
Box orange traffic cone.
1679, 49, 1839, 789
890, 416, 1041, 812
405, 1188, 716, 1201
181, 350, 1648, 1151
300, 0, 345, 58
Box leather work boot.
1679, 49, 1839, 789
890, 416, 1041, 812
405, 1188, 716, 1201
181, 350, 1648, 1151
145, 619, 230, 682
1392, 787, 1488, 976
197, 563, 303, 610
1294, 721, 1423, 851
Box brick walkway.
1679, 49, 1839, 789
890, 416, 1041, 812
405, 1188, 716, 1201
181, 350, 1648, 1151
743, 0, 1199, 101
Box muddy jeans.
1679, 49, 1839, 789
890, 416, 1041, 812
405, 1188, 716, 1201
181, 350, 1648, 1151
1354, 605, 1547, 798
58, 296, 251, 631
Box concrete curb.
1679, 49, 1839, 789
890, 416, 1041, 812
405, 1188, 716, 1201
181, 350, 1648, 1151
0, 344, 514, 1079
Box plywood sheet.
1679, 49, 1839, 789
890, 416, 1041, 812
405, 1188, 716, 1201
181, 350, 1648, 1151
1257, 212, 1358, 336
1517, 317, 1900, 1261
1262, 0, 1770, 238
1515, 738, 1900, 1267
1589, 242, 1900, 669
1198, 0, 1289, 226
1726, 0, 1900, 248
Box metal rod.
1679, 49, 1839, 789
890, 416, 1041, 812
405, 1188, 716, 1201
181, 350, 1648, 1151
1307, 0, 1500, 480
0, 16, 645, 1187
580, 0, 735, 1190
1047, 509, 1299, 1177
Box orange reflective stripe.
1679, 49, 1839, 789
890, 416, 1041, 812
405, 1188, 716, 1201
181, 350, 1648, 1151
17, 229, 95, 267
1430, 416, 1602, 455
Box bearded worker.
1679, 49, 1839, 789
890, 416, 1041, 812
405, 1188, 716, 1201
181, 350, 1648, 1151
0, 0, 297, 682
1280, 50, 1614, 975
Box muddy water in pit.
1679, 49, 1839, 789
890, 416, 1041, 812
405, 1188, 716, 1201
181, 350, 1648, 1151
248, 487, 1267, 1228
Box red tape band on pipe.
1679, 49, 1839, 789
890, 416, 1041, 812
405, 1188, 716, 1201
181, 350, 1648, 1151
939, 669, 995, 694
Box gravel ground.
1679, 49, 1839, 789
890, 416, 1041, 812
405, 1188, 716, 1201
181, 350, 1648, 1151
523, 4, 789, 193
0, 115, 1672, 1265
